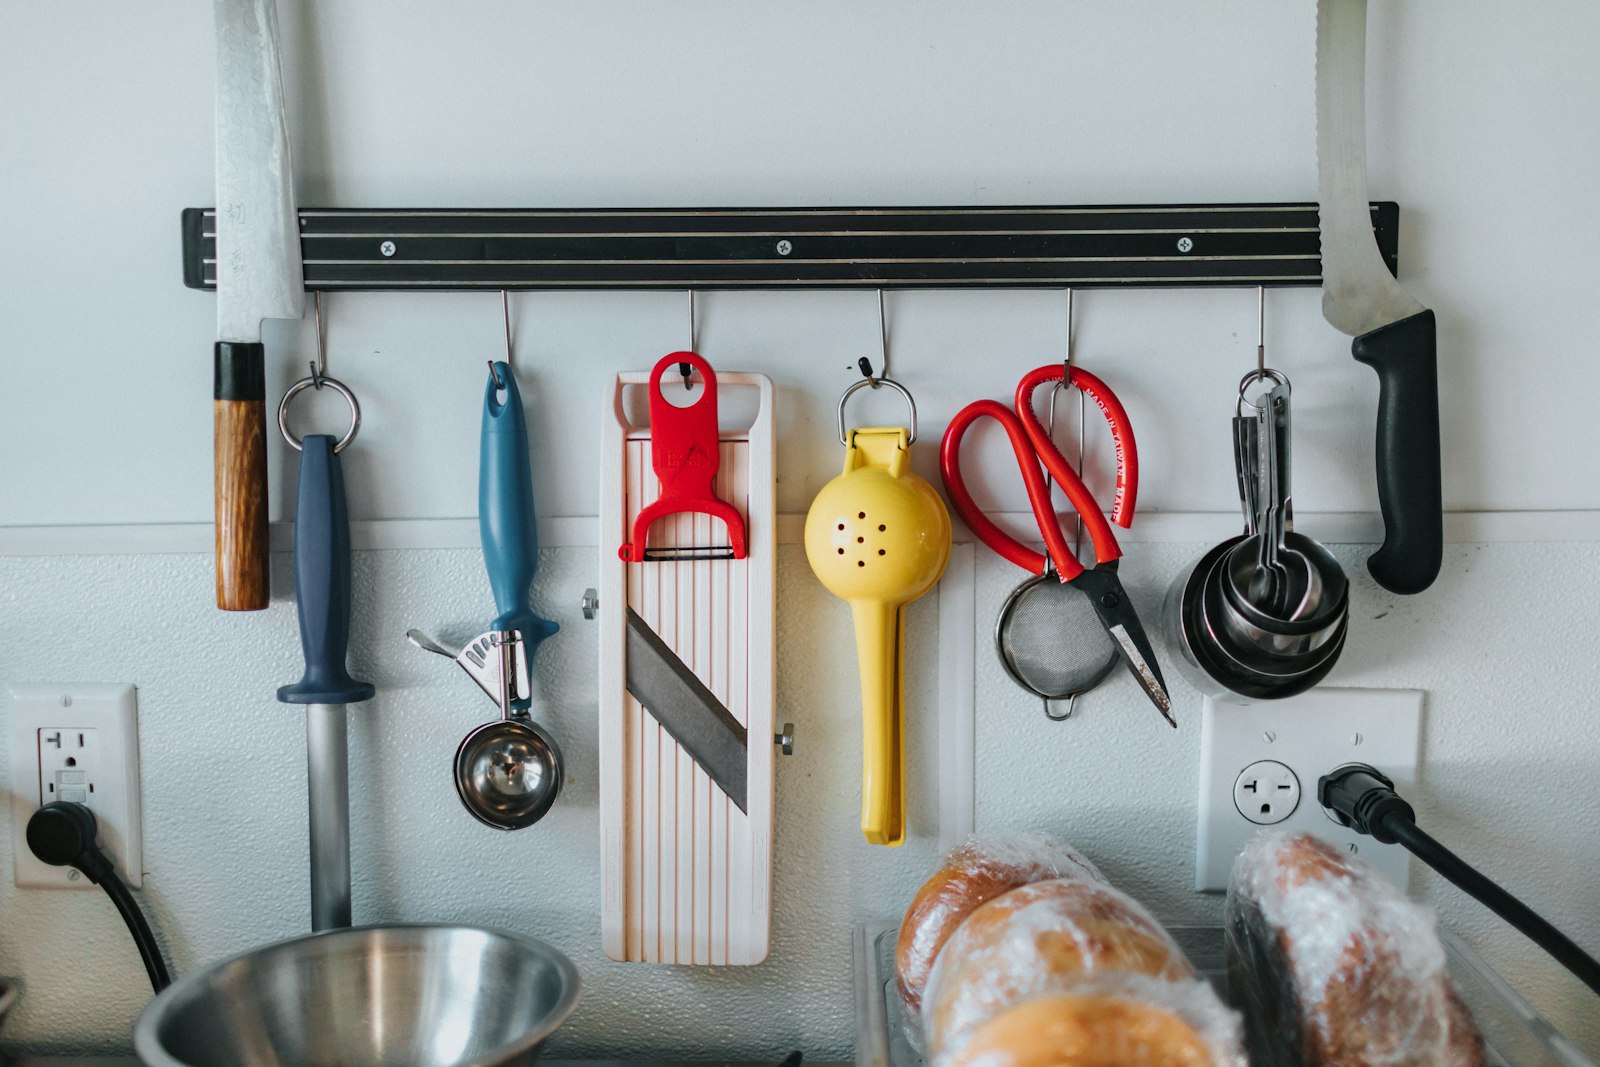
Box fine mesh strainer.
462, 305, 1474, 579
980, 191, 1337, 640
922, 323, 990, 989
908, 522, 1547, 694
996, 569, 1121, 719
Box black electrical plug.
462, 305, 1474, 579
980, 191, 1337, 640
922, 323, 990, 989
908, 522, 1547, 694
1317, 762, 1600, 999
25, 801, 171, 992
26, 801, 115, 884
1318, 763, 1416, 844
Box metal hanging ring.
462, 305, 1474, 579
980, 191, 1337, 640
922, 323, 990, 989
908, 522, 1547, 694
837, 375, 917, 445
1237, 367, 1290, 413
278, 374, 361, 453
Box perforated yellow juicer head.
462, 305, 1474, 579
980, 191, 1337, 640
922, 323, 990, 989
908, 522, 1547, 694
805, 427, 951, 845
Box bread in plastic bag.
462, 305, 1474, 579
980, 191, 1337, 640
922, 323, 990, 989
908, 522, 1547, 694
1225, 831, 1485, 1067
921, 875, 1201, 1064
895, 833, 1105, 1018
945, 972, 1246, 1067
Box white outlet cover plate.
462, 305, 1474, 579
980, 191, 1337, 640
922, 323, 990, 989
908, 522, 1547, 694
7, 683, 142, 889
1196, 687, 1422, 893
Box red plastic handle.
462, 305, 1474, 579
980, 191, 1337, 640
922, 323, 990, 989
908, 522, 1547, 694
619, 352, 749, 562
940, 399, 1087, 580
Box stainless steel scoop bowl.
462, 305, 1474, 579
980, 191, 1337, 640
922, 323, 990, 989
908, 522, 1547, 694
133, 924, 579, 1067
456, 716, 564, 830
455, 630, 564, 831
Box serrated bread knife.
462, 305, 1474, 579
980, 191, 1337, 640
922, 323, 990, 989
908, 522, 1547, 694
212, 0, 304, 610
1317, 0, 1441, 595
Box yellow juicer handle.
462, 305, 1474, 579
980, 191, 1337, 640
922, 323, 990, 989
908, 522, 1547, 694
853, 598, 905, 846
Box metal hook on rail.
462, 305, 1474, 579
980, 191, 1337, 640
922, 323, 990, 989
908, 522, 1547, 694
488, 290, 511, 390
309, 292, 328, 389
281, 292, 360, 453
679, 291, 697, 391
1045, 288, 1087, 564
854, 289, 892, 387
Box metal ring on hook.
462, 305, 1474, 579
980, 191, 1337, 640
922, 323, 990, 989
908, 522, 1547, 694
1237, 367, 1290, 414
837, 375, 917, 445
278, 374, 361, 453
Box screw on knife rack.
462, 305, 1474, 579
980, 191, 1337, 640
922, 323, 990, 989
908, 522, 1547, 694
1177, 236, 1194, 253
776, 239, 793, 255
379, 240, 396, 257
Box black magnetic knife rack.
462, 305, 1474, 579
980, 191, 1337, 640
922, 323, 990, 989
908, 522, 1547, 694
181, 202, 1398, 291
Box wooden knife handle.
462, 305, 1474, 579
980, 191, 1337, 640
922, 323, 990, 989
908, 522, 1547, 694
215, 342, 270, 611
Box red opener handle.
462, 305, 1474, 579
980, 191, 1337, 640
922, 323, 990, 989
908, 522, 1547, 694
619, 352, 749, 562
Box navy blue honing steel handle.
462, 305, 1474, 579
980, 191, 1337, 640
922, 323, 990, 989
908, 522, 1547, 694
277, 435, 375, 706
481, 362, 559, 710
1351, 309, 1443, 596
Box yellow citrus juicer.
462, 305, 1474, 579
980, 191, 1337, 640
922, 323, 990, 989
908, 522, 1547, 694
805, 381, 951, 846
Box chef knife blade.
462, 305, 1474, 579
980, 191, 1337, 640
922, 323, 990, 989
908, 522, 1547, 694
213, 0, 304, 610
1317, 0, 1442, 595
625, 608, 749, 814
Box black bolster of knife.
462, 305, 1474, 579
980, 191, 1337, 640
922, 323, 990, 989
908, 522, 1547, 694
214, 342, 266, 400
1351, 308, 1443, 595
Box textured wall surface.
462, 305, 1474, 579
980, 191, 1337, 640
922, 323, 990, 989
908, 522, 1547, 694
5, 0, 1600, 1060
2, 540, 1598, 1058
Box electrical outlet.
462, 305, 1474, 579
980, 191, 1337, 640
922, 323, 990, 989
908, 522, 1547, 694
1196, 688, 1421, 892
7, 684, 142, 889
1234, 760, 1300, 825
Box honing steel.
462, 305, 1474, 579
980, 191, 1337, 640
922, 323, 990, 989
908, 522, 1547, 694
275, 408, 373, 929
1316, 0, 1442, 594
212, 0, 304, 610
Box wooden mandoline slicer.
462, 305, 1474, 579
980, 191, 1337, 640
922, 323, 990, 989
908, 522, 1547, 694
599, 352, 775, 965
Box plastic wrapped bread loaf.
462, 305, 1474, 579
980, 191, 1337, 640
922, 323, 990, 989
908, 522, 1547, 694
894, 833, 1105, 1017
947, 974, 1245, 1067
921, 876, 1204, 1064
1226, 832, 1486, 1067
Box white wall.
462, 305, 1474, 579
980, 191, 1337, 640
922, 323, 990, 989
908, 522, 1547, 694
3, 0, 1600, 1059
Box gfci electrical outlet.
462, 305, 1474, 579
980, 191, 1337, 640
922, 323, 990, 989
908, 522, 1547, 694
7, 683, 142, 889
1195, 688, 1421, 893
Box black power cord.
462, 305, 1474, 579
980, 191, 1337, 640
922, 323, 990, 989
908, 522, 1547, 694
25, 802, 171, 993
1319, 763, 1600, 998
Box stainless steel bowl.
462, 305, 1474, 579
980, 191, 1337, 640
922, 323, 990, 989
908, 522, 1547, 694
0, 977, 17, 1034
134, 924, 579, 1067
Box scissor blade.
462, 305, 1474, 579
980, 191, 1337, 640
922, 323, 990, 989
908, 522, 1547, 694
1072, 568, 1175, 727
1107, 624, 1175, 727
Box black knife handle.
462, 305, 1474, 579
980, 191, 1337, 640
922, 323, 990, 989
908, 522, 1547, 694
1351, 309, 1442, 595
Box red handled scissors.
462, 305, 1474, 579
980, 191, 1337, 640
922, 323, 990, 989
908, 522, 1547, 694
940, 364, 1173, 725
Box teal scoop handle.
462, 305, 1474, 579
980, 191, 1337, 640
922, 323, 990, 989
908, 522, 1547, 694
480, 362, 558, 708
